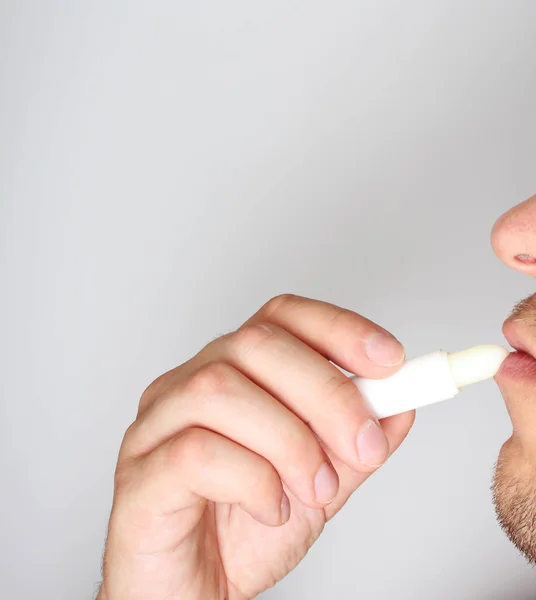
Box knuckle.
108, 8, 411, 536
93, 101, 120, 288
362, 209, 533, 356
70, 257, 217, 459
184, 361, 235, 395
232, 322, 278, 358
281, 427, 323, 473
327, 307, 354, 330
119, 421, 139, 455
248, 460, 279, 494
262, 293, 300, 317
113, 460, 136, 494
323, 373, 362, 408
137, 369, 175, 414
138, 381, 158, 414
168, 427, 210, 469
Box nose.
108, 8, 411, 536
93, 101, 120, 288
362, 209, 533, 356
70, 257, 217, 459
491, 195, 536, 276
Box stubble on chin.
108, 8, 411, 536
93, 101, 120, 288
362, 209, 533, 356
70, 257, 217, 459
492, 441, 536, 565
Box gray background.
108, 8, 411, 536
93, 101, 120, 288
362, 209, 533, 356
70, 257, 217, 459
2, 1, 536, 598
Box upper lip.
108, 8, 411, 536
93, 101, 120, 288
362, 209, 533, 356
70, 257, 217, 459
502, 293, 536, 357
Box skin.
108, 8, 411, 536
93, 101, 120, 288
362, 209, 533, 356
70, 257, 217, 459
97, 194, 536, 599
492, 194, 536, 564
97, 295, 414, 600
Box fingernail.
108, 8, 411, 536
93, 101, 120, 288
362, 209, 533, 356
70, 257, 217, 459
280, 492, 291, 524
356, 418, 390, 467
314, 462, 339, 504
365, 332, 405, 367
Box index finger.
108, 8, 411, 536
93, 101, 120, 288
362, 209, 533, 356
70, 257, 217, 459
243, 294, 406, 379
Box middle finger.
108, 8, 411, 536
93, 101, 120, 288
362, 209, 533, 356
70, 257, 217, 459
202, 321, 390, 471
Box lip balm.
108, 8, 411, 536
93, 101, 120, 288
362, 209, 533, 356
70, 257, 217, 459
351, 344, 510, 419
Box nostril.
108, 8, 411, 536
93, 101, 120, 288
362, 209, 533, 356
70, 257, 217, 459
515, 254, 536, 265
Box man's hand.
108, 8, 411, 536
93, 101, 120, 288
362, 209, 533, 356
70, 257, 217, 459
98, 295, 415, 600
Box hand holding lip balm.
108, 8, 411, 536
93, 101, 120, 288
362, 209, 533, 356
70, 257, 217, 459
352, 344, 510, 419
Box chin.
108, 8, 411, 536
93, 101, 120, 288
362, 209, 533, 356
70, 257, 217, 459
492, 438, 536, 565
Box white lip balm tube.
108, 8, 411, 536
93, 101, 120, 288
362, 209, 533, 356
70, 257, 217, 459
351, 345, 510, 419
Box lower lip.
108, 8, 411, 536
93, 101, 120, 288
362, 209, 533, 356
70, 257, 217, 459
497, 351, 536, 380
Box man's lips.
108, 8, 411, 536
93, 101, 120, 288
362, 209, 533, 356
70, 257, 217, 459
498, 314, 536, 380
498, 351, 536, 380
502, 318, 534, 355
495, 296, 536, 442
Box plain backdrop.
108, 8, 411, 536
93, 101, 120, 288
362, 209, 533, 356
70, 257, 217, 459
2, 1, 536, 599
